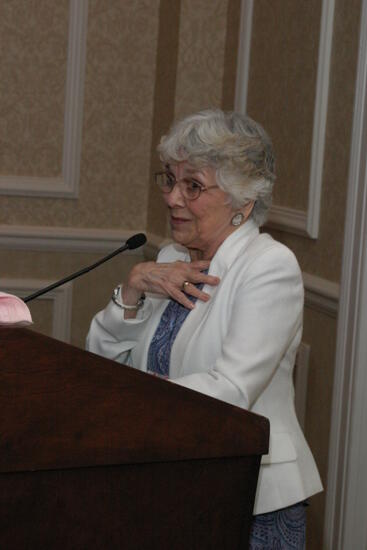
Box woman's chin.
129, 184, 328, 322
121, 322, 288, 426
171, 232, 187, 245
170, 227, 191, 246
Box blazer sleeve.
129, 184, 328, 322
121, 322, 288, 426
85, 243, 187, 364
86, 289, 155, 364
173, 244, 304, 409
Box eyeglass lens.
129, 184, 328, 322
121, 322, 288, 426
156, 172, 202, 200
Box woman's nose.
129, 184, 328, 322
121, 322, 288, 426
164, 182, 186, 207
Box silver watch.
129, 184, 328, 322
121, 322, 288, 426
112, 285, 145, 311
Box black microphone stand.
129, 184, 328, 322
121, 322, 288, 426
23, 233, 146, 303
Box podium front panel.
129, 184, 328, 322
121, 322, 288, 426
0, 456, 259, 550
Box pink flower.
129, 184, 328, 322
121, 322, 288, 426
0, 292, 33, 326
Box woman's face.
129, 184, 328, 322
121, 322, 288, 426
162, 162, 245, 260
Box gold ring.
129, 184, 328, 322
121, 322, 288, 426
182, 280, 190, 291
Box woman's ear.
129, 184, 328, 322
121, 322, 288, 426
242, 200, 255, 222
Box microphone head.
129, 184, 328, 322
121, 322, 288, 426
126, 233, 147, 250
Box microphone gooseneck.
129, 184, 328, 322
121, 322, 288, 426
23, 233, 147, 303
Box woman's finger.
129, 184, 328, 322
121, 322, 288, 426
182, 268, 220, 286
129, 260, 219, 302
170, 287, 195, 309
182, 283, 211, 302
188, 260, 211, 269
192, 273, 220, 286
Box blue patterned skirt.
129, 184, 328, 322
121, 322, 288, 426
248, 501, 307, 549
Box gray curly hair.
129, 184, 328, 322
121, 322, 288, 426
157, 109, 276, 226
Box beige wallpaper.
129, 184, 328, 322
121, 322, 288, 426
174, 0, 229, 119
221, 0, 242, 111
0, 0, 68, 178
0, 0, 160, 230
146, 0, 182, 237
247, 0, 322, 212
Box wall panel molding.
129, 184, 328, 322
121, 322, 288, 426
306, 0, 335, 238
294, 342, 311, 430
303, 272, 339, 317
235, 0, 336, 239
0, 225, 146, 254
0, 278, 73, 342
234, 0, 253, 113
0, 0, 88, 198
266, 205, 308, 236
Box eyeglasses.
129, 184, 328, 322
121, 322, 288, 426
154, 170, 217, 201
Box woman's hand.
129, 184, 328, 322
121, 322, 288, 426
122, 260, 220, 312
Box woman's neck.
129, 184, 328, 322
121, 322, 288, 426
188, 245, 217, 262
189, 248, 206, 261
188, 225, 240, 261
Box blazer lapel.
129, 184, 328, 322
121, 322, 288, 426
169, 220, 260, 378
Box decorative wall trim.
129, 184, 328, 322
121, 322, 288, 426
0, 0, 88, 198
234, 0, 336, 239
307, 0, 335, 238
0, 225, 146, 254
324, 0, 367, 546
0, 278, 73, 343
294, 342, 310, 430
0, 225, 340, 317
266, 205, 308, 236
234, 0, 253, 114
303, 272, 339, 317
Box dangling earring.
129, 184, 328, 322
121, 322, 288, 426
231, 212, 244, 226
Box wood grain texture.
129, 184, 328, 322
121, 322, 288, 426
0, 327, 269, 549
0, 327, 269, 472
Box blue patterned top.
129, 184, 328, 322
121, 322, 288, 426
146, 280, 205, 378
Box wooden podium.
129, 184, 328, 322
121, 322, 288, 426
0, 328, 269, 549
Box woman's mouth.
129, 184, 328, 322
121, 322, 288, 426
170, 215, 191, 225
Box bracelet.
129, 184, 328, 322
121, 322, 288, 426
112, 285, 145, 311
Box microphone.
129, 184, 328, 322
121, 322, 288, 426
23, 233, 147, 303
125, 233, 147, 250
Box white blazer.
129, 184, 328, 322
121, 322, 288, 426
87, 219, 322, 514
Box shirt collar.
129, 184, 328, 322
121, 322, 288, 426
209, 219, 259, 275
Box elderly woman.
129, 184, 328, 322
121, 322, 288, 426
87, 109, 322, 548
